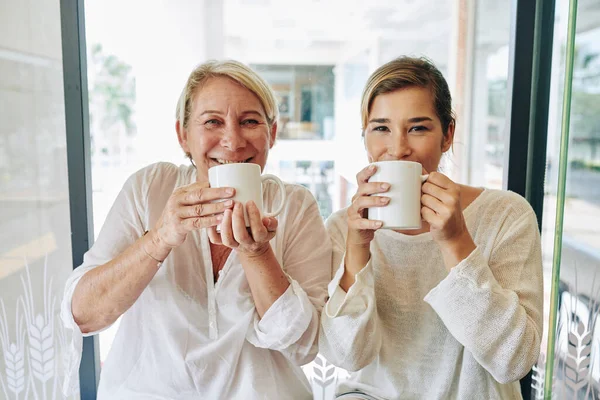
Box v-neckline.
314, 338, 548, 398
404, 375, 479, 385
198, 230, 235, 290
209, 242, 233, 284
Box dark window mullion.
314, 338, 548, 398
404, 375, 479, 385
60, 0, 100, 398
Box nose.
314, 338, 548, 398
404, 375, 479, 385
387, 133, 412, 159
220, 124, 247, 151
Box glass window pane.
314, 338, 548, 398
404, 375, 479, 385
0, 1, 79, 398
538, 1, 600, 398
467, 1, 511, 189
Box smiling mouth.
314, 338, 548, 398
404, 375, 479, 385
212, 157, 253, 164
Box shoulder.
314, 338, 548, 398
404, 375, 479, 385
284, 182, 315, 201
324, 207, 349, 239
478, 189, 534, 216
119, 163, 194, 215
265, 181, 318, 211
470, 188, 538, 234
125, 162, 193, 192
325, 207, 348, 228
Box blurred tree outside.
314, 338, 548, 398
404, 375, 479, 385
88, 43, 136, 165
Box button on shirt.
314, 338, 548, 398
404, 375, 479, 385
60, 162, 331, 399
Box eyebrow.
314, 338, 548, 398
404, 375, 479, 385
368, 116, 434, 124
199, 110, 264, 117
240, 110, 264, 117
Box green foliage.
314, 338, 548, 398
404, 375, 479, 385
88, 44, 136, 156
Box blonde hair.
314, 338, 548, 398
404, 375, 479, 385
360, 56, 456, 136
176, 60, 279, 130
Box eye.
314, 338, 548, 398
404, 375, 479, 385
242, 119, 260, 126
205, 119, 221, 126
372, 125, 390, 132
409, 125, 428, 133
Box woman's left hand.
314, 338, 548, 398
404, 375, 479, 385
421, 172, 477, 271
208, 201, 277, 257
420, 172, 469, 244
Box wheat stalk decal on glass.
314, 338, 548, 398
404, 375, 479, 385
312, 354, 336, 399
566, 320, 592, 397
0, 255, 81, 400
21, 258, 58, 400
0, 297, 27, 399
532, 352, 545, 400
549, 264, 600, 400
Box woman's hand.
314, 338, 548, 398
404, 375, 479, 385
421, 171, 476, 269
207, 200, 278, 257
340, 164, 390, 291
151, 182, 236, 251
421, 172, 467, 242
346, 164, 390, 246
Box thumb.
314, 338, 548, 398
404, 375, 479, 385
262, 217, 278, 232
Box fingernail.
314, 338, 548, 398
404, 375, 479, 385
381, 183, 390, 190
374, 221, 383, 228
225, 188, 234, 195
369, 165, 376, 171
216, 214, 224, 221
380, 197, 389, 204
224, 200, 233, 207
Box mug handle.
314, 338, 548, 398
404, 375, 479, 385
261, 174, 287, 217
420, 174, 429, 183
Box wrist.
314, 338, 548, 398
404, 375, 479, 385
238, 242, 273, 260
438, 231, 476, 270
340, 242, 371, 291
346, 242, 370, 267
144, 229, 172, 261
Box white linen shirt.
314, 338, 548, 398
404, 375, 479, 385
61, 162, 331, 399
319, 189, 543, 400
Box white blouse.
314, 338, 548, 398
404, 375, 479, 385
320, 189, 543, 400
61, 162, 331, 399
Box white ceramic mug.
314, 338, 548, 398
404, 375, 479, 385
367, 160, 428, 230
208, 163, 287, 227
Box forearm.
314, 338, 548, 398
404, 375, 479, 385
320, 267, 382, 371
71, 230, 171, 333
339, 242, 370, 292
425, 246, 542, 383
238, 245, 290, 318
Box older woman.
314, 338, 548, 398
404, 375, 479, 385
61, 60, 331, 399
319, 57, 543, 399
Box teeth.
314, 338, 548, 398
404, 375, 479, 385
216, 158, 247, 164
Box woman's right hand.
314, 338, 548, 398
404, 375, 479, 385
151, 182, 236, 250
346, 164, 390, 246
340, 164, 390, 291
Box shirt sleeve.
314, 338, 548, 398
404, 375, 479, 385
424, 209, 543, 384
246, 186, 331, 366
60, 167, 150, 396
318, 212, 383, 372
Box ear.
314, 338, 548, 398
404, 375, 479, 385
442, 121, 455, 153
176, 120, 190, 153
268, 122, 278, 149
